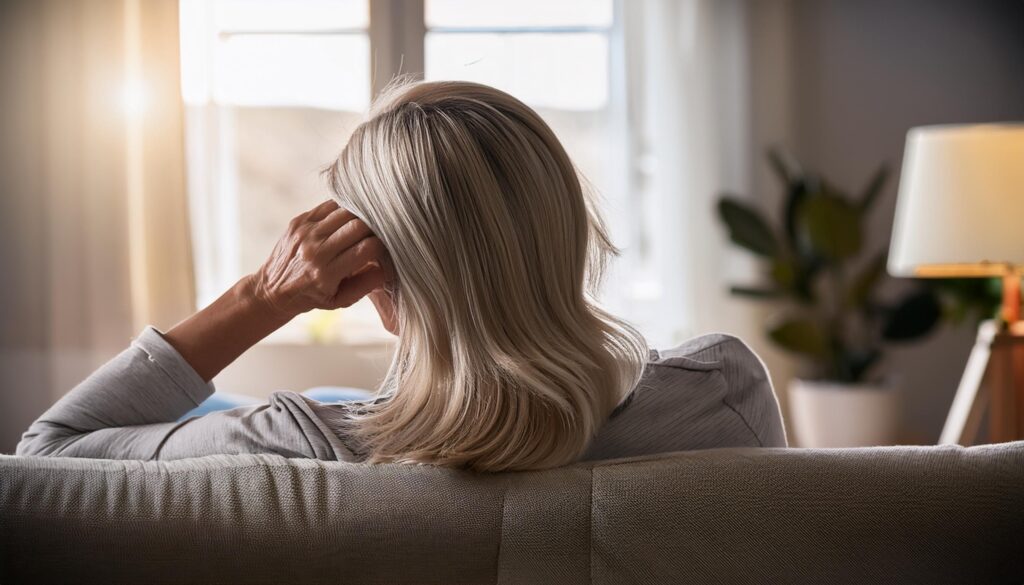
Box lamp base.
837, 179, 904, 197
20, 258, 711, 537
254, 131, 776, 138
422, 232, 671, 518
1003, 273, 1021, 324
940, 320, 1024, 445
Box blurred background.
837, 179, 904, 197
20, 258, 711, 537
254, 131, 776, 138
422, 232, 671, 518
1, 0, 1022, 453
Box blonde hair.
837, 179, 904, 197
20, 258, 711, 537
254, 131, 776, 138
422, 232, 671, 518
326, 80, 647, 472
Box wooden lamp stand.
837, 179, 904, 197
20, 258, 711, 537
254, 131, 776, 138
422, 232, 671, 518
940, 274, 1024, 445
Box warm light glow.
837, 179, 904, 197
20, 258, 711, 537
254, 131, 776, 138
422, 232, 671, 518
120, 78, 147, 117
912, 263, 1023, 278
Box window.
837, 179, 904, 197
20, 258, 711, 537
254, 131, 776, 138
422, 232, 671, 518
180, 0, 670, 346
180, 0, 377, 343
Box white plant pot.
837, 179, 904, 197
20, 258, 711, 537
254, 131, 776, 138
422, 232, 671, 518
789, 379, 902, 448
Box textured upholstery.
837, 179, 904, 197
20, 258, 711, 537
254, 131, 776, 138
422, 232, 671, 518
2, 442, 1022, 584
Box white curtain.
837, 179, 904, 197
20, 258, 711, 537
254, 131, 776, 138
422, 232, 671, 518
622, 0, 797, 420
0, 0, 193, 451
621, 0, 761, 340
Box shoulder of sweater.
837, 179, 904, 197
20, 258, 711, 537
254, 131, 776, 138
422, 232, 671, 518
608, 333, 761, 421
648, 332, 761, 373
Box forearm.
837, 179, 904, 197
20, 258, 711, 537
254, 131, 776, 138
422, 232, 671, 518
164, 275, 294, 382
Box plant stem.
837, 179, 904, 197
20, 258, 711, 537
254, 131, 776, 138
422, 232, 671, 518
828, 262, 847, 381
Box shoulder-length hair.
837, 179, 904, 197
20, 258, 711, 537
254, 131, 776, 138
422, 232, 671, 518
325, 80, 647, 471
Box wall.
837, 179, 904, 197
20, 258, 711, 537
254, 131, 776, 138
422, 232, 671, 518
749, 0, 1024, 443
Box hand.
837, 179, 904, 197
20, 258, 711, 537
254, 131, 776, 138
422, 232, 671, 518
250, 200, 394, 319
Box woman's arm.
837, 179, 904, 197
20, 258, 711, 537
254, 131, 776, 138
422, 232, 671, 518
165, 199, 391, 381
17, 200, 394, 459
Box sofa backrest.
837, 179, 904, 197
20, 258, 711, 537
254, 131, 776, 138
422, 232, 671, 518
2, 442, 1022, 584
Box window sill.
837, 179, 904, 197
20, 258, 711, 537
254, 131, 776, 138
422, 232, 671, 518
216, 336, 396, 398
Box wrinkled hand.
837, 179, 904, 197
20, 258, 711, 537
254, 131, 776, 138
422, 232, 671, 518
250, 200, 394, 319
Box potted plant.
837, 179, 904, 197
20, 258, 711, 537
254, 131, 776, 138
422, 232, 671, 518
716, 150, 999, 447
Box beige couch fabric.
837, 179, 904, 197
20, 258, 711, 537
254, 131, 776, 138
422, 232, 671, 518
2, 442, 1022, 584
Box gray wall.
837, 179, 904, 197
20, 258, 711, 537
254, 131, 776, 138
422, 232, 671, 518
751, 0, 1024, 442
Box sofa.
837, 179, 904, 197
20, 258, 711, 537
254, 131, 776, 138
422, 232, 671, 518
1, 442, 1022, 584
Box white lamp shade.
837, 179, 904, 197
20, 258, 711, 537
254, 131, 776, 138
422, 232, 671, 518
889, 123, 1024, 277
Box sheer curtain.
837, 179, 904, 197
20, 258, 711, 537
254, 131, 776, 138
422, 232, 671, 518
0, 0, 193, 451
622, 0, 763, 341
622, 0, 794, 420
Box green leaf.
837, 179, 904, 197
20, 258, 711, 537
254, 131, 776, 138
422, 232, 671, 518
768, 317, 830, 357
943, 301, 969, 325
985, 276, 1006, 297
766, 147, 799, 186
783, 181, 810, 253
717, 197, 779, 257
931, 277, 1003, 325
845, 253, 887, 309
730, 285, 782, 299
835, 348, 882, 383
797, 191, 863, 261
769, 257, 796, 291
769, 255, 817, 303
859, 164, 889, 212
882, 289, 941, 341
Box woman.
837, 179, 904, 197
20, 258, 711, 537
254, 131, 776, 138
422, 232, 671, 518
18, 81, 785, 471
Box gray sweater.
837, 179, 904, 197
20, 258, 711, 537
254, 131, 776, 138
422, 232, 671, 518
16, 327, 787, 461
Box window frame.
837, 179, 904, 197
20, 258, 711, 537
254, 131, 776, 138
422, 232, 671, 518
369, 0, 426, 94
183, 0, 662, 347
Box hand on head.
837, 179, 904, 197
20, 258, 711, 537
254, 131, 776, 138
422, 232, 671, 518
251, 200, 398, 332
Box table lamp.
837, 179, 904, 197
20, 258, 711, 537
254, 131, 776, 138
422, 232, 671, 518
889, 123, 1024, 444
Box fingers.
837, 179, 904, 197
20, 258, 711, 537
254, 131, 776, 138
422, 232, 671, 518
306, 205, 380, 267
295, 203, 366, 263
287, 200, 338, 234
324, 236, 387, 285
322, 236, 397, 310
329, 267, 389, 309
305, 200, 340, 223
310, 207, 358, 239
320, 219, 374, 262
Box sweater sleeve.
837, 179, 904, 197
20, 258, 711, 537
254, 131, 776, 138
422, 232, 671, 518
16, 327, 358, 461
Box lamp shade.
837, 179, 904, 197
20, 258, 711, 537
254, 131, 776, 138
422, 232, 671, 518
888, 123, 1024, 277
